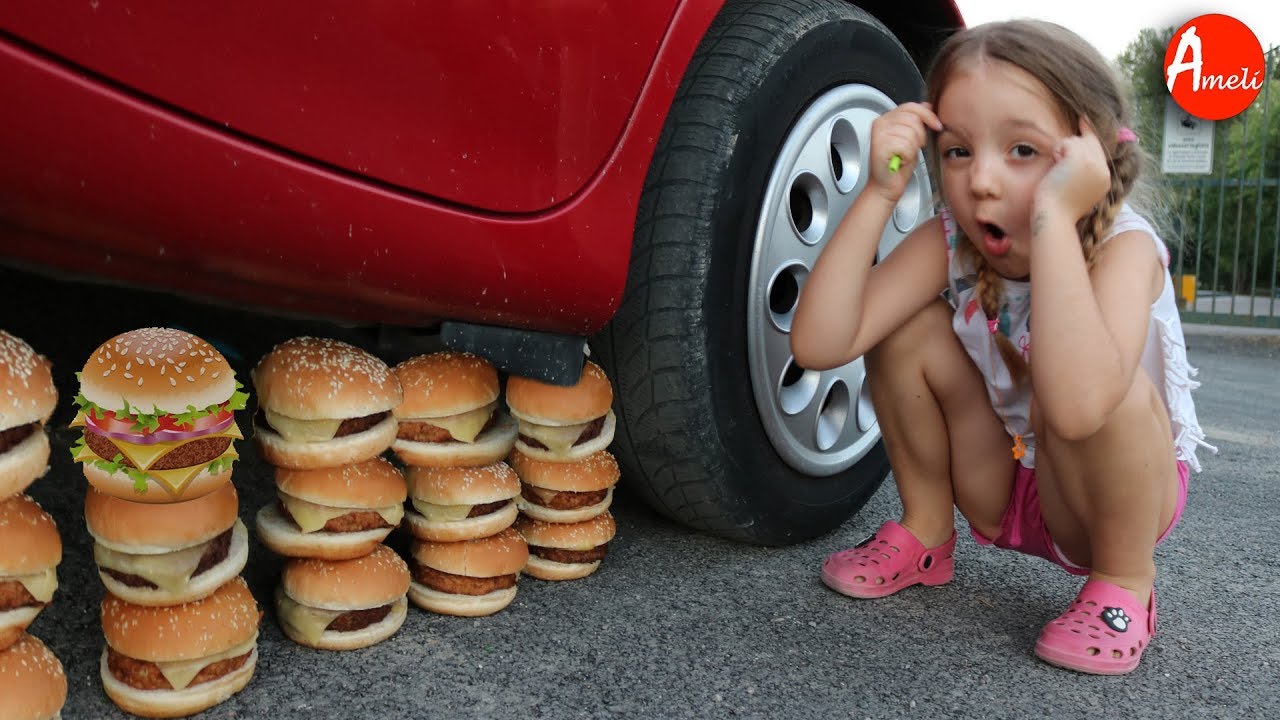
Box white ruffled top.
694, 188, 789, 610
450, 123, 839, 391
942, 204, 1216, 471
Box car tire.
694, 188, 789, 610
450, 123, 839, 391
594, 0, 933, 544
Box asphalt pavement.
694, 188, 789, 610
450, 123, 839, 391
6, 267, 1279, 720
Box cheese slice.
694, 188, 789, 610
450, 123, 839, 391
94, 538, 211, 594
9, 568, 58, 604
263, 409, 343, 443
415, 402, 496, 444
154, 632, 257, 691
526, 486, 560, 503
409, 499, 474, 522
279, 494, 403, 534
516, 418, 592, 455
79, 440, 239, 499
276, 587, 344, 645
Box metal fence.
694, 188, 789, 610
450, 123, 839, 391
1162, 46, 1280, 329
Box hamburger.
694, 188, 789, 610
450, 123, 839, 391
505, 360, 615, 462
516, 512, 616, 581
0, 496, 61, 651
408, 527, 529, 617
255, 457, 406, 560
251, 337, 401, 470
86, 483, 248, 607
0, 634, 67, 720
275, 544, 409, 651
390, 351, 517, 467
100, 576, 260, 719
403, 462, 520, 542
0, 331, 57, 499
509, 449, 619, 523
70, 328, 247, 502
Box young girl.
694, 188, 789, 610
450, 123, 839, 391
791, 20, 1213, 675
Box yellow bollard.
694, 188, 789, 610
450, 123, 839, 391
1173, 275, 1196, 310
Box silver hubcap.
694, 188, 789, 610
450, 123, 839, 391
747, 84, 932, 477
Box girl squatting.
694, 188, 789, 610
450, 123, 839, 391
791, 20, 1213, 675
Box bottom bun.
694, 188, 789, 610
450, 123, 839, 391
408, 582, 517, 617
98, 519, 249, 607
82, 462, 231, 504
255, 416, 398, 470
255, 504, 392, 560
523, 555, 602, 582
279, 596, 407, 651
100, 647, 257, 719
0, 606, 43, 651
0, 429, 49, 499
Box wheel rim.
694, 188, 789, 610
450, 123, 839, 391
747, 84, 933, 477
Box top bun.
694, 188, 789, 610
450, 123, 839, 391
0, 331, 57, 431
274, 457, 407, 507
0, 634, 66, 720
516, 512, 617, 549
508, 449, 620, 491
393, 352, 498, 419
404, 462, 520, 504
252, 337, 401, 420
0, 495, 61, 575
79, 328, 236, 414
85, 482, 239, 553
506, 360, 613, 426
281, 545, 410, 611
411, 527, 529, 577
102, 576, 259, 662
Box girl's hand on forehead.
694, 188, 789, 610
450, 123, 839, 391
868, 102, 943, 203
1034, 117, 1111, 223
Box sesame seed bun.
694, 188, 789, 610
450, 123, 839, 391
274, 457, 408, 508
516, 512, 616, 581
101, 576, 260, 663
79, 328, 236, 414
82, 461, 233, 505
0, 495, 61, 576
0, 634, 66, 720
251, 337, 401, 421
407, 528, 528, 617
403, 462, 520, 542
0, 331, 57, 431
86, 482, 239, 554
254, 415, 399, 470
390, 412, 518, 468
0, 430, 50, 502
277, 546, 409, 651
508, 449, 619, 522
505, 360, 613, 426
392, 351, 498, 419
254, 504, 395, 561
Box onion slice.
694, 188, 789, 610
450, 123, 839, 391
85, 413, 234, 445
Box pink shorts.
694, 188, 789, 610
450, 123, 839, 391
970, 459, 1190, 576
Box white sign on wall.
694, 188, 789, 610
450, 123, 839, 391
1162, 96, 1215, 175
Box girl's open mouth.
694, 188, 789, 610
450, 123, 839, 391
981, 221, 1011, 257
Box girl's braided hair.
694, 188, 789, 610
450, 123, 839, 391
926, 20, 1144, 383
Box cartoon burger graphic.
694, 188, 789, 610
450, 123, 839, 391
70, 328, 248, 502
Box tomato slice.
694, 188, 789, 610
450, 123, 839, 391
87, 404, 233, 435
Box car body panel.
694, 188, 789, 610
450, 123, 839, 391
0, 1, 678, 214
0, 1, 721, 332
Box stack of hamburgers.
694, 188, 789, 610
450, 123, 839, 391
505, 360, 619, 581
70, 327, 258, 718
0, 330, 66, 719
252, 337, 410, 650
391, 351, 528, 617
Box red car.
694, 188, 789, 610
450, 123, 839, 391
0, 1, 961, 543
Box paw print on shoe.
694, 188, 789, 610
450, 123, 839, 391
1100, 607, 1131, 632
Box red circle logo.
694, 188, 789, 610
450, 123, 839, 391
1164, 14, 1265, 121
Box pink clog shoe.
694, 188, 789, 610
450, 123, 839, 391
820, 520, 956, 599
1034, 579, 1156, 675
